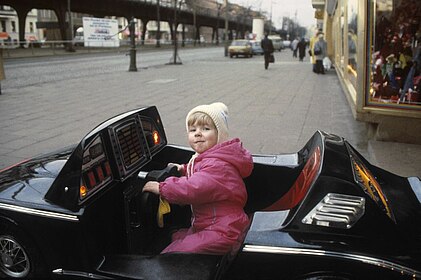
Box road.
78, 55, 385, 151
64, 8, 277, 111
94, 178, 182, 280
4, 47, 220, 90
1, 47, 420, 177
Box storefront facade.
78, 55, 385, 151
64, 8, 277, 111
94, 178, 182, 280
314, 0, 421, 144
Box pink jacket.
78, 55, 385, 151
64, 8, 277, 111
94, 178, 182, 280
159, 138, 253, 254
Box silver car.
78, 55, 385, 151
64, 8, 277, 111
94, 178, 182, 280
250, 41, 264, 55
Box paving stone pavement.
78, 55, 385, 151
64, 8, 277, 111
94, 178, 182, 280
1, 47, 420, 177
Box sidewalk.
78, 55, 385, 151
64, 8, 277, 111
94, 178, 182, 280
1, 47, 420, 177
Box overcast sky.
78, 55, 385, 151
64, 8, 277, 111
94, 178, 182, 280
229, 0, 317, 29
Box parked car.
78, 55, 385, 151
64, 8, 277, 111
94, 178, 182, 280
1, 106, 420, 279
228, 39, 253, 58
283, 40, 292, 49
250, 40, 264, 55
74, 27, 84, 47
268, 35, 284, 51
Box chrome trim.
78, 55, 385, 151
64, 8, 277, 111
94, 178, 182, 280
53, 268, 112, 279
137, 171, 148, 179
302, 193, 365, 229
0, 203, 79, 222
243, 245, 421, 278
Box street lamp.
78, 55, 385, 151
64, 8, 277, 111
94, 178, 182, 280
66, 0, 75, 52
128, 17, 137, 72
192, 1, 197, 46
216, 1, 222, 45
156, 0, 161, 47
167, 0, 182, 65
224, 0, 228, 57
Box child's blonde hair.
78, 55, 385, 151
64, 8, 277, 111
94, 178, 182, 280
187, 112, 216, 129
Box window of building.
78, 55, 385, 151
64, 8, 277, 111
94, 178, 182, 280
0, 6, 12, 11
30, 22, 34, 33
347, 0, 358, 87
11, 21, 16, 32
340, 2, 346, 71
1, 21, 5, 32
368, 0, 421, 110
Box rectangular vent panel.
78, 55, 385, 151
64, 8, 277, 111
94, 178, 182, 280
302, 193, 365, 229
117, 122, 143, 169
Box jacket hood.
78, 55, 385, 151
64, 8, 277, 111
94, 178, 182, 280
196, 138, 253, 178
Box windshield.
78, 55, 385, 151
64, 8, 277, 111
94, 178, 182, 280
232, 40, 248, 46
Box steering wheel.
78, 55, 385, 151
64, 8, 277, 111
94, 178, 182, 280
139, 166, 180, 228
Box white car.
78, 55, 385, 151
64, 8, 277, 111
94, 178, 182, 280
283, 40, 291, 49
268, 35, 284, 51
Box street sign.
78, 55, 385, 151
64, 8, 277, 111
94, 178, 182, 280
82, 17, 120, 47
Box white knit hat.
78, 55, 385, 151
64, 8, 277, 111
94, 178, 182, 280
186, 102, 229, 143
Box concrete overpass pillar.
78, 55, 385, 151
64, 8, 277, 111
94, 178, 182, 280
53, 2, 69, 47
13, 4, 31, 48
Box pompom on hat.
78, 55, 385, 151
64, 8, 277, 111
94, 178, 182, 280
186, 102, 229, 143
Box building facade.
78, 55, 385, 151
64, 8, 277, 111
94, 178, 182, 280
0, 5, 39, 45
315, 0, 421, 144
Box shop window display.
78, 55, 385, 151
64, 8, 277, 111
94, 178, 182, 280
347, 0, 358, 87
370, 0, 421, 108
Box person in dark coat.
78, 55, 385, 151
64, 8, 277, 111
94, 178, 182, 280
313, 33, 328, 74
261, 33, 274, 70
297, 38, 307, 62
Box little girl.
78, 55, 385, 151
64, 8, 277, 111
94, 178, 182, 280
143, 102, 253, 255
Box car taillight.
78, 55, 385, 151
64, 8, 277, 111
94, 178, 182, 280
264, 146, 321, 211
350, 151, 395, 222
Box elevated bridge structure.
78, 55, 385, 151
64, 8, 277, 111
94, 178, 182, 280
0, 0, 270, 46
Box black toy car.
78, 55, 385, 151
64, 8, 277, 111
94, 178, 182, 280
0, 106, 420, 279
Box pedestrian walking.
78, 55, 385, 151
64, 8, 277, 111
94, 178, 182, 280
297, 38, 307, 62
309, 29, 322, 73
313, 33, 328, 74
261, 33, 274, 70
291, 38, 299, 58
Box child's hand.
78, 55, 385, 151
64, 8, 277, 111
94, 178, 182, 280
168, 163, 184, 173
143, 181, 160, 195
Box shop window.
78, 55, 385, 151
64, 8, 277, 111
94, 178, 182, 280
347, 0, 358, 87
340, 3, 345, 70
368, 0, 421, 109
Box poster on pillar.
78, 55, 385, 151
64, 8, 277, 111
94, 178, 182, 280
82, 17, 119, 47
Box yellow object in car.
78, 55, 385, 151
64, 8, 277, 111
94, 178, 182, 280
157, 196, 171, 228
